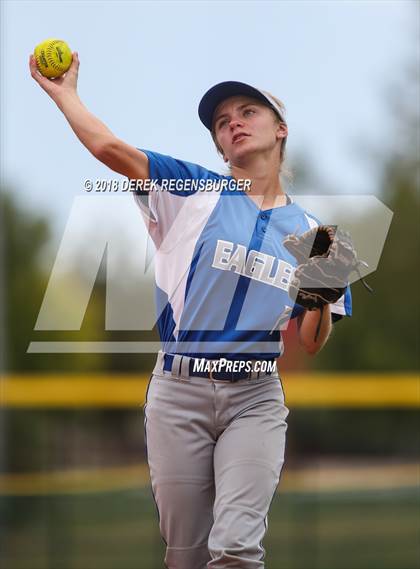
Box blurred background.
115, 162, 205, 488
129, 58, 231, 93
1, 1, 419, 568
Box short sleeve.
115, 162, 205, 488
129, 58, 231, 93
132, 150, 225, 245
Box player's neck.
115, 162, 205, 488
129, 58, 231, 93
230, 154, 286, 209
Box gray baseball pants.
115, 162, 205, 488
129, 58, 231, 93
143, 351, 290, 569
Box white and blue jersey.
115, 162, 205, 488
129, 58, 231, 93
134, 150, 352, 360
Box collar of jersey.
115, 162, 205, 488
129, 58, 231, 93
227, 177, 296, 215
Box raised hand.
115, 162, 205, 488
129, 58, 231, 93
29, 51, 80, 104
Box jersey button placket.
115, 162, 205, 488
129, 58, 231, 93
257, 212, 269, 239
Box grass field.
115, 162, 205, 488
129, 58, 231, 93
1, 486, 419, 569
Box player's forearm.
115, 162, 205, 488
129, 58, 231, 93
298, 305, 332, 355
55, 92, 116, 157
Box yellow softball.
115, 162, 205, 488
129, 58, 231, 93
34, 38, 72, 78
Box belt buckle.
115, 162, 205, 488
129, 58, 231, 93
208, 359, 217, 380
209, 359, 228, 380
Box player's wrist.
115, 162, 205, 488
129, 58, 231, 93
55, 90, 81, 112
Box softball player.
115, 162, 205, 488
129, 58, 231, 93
30, 54, 351, 568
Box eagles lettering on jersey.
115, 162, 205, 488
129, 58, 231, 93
134, 150, 352, 360
212, 240, 293, 290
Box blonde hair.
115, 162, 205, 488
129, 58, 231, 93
211, 92, 291, 180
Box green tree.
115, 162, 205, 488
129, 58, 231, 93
314, 47, 419, 371
0, 191, 50, 372
0, 190, 114, 372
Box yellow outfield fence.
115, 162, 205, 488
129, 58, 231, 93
0, 373, 419, 408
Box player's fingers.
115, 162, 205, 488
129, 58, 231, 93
29, 54, 56, 94
29, 54, 43, 83
29, 54, 35, 72
68, 52, 79, 74
63, 52, 79, 84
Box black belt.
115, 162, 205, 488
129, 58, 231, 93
163, 354, 275, 382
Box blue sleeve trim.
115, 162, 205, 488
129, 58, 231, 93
344, 286, 352, 316
291, 304, 305, 319
139, 149, 226, 196
332, 286, 352, 324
